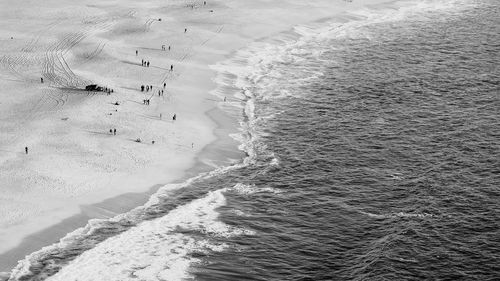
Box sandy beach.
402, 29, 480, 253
0, 0, 390, 275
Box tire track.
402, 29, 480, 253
41, 18, 114, 89
0, 13, 117, 149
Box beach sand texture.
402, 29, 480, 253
0, 0, 385, 273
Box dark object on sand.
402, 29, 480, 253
85, 84, 104, 92
25, 146, 28, 154
135, 138, 142, 143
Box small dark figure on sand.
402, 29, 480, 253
168, 46, 171, 51
110, 129, 113, 134
25, 146, 28, 154
173, 114, 176, 121
136, 50, 138, 56
163, 82, 166, 88
141, 85, 144, 91
146, 85, 149, 91
40, 77, 43, 83
170, 65, 173, 71
184, 28, 187, 33
113, 129, 116, 135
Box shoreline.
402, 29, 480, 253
0, 0, 231, 264
0, 0, 398, 276
0, 100, 244, 273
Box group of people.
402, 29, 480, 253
141, 83, 167, 94
141, 84, 154, 92
103, 87, 114, 95
24, 5, 207, 156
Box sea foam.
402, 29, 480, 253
41, 188, 251, 281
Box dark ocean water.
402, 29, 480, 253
192, 1, 500, 280
6, 0, 499, 280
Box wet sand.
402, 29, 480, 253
0, 0, 388, 274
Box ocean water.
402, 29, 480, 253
5, 0, 499, 280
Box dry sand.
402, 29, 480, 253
0, 0, 388, 272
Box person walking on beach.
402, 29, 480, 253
141, 59, 144, 66
158, 90, 161, 96
147, 61, 150, 67
170, 65, 173, 71
141, 85, 144, 91
163, 82, 166, 88
184, 28, 187, 33
40, 77, 43, 83
25, 146, 28, 154
173, 113, 176, 121
168, 46, 171, 51
160, 113, 162, 119
136, 50, 138, 56
113, 128, 116, 135
146, 85, 149, 91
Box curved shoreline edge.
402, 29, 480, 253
0, 100, 243, 273
0, 0, 405, 277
